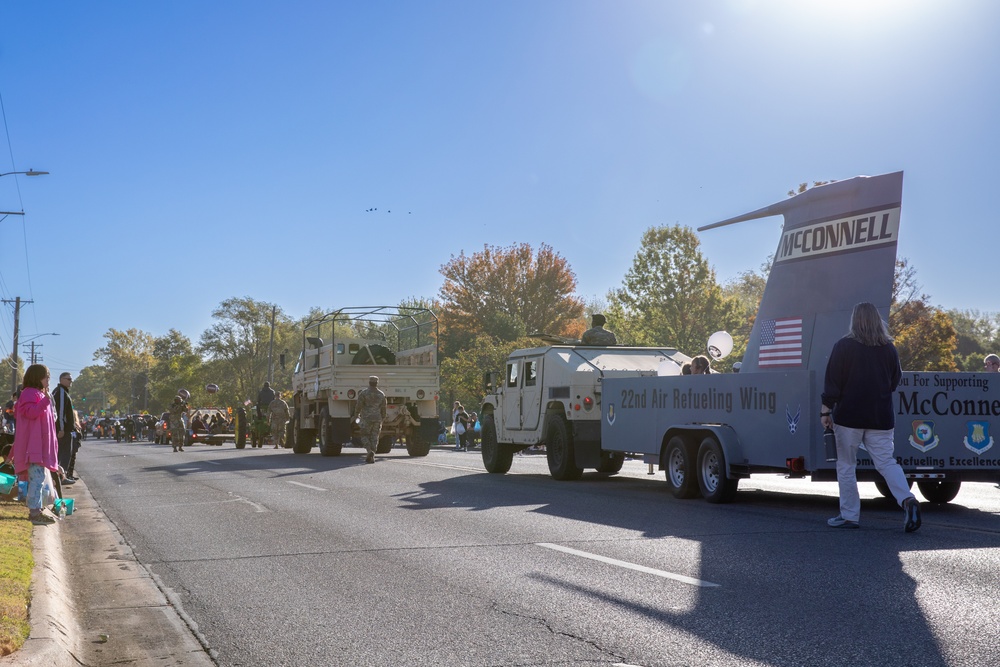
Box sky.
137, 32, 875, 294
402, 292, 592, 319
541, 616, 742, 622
1, 0, 998, 380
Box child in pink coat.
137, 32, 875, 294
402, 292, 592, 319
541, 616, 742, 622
11, 364, 60, 525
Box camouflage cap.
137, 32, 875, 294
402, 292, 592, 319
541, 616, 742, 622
368, 375, 379, 385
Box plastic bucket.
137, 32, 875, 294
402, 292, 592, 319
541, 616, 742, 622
0, 471, 15, 496
53, 497, 75, 515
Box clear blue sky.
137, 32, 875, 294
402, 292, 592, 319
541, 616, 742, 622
1, 0, 997, 378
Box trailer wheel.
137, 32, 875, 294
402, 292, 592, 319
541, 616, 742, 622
481, 414, 512, 474
595, 452, 625, 474
696, 437, 739, 503
546, 416, 582, 480
318, 408, 342, 457
377, 435, 394, 454
664, 436, 700, 499
917, 479, 961, 504
873, 474, 912, 501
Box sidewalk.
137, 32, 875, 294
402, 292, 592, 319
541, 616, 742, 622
0, 477, 215, 666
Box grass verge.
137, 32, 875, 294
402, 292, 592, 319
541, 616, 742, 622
0, 498, 32, 656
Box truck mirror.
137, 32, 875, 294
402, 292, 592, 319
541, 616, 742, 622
483, 371, 495, 393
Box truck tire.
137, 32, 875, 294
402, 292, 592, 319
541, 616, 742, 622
376, 435, 394, 454
291, 416, 314, 454
696, 436, 739, 504
318, 408, 342, 457
595, 452, 625, 474
546, 416, 582, 481
917, 479, 961, 504
481, 414, 512, 474
664, 436, 700, 499
405, 434, 431, 457
351, 344, 396, 365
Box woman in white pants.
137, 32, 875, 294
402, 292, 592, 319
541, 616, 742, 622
820, 302, 921, 532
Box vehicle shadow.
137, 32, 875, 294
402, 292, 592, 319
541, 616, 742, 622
393, 469, 996, 667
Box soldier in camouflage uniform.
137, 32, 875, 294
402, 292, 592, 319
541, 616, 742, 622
581, 313, 618, 346
267, 392, 290, 449
354, 375, 387, 464
169, 395, 189, 452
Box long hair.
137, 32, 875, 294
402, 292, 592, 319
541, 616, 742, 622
22, 364, 49, 390
848, 302, 892, 347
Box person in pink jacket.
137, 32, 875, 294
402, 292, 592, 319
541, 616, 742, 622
11, 364, 60, 525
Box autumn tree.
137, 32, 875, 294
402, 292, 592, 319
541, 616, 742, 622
607, 225, 742, 358
198, 297, 297, 405
93, 328, 155, 412
438, 243, 584, 357
889, 258, 957, 371
440, 334, 532, 412
946, 309, 1000, 371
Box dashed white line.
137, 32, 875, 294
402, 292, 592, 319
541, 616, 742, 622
203, 461, 222, 465
536, 543, 720, 588
287, 480, 327, 491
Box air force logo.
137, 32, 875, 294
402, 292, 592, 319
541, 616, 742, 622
964, 421, 994, 455
606, 403, 616, 426
908, 420, 939, 453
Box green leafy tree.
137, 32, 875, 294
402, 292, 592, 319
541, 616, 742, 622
150, 329, 202, 412
888, 258, 957, 371
440, 335, 532, 412
438, 243, 584, 357
93, 328, 155, 413
71, 365, 106, 416
606, 225, 742, 358
946, 309, 1000, 371
198, 297, 297, 405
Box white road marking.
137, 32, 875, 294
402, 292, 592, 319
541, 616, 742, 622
396, 459, 482, 472
287, 480, 327, 491
536, 543, 720, 588
203, 461, 222, 465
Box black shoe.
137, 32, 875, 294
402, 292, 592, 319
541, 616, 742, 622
903, 497, 921, 533
61, 478, 76, 485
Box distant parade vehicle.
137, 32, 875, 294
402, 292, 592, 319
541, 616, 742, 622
481, 172, 999, 504
289, 305, 441, 457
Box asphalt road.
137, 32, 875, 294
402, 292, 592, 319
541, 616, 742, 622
77, 436, 1000, 667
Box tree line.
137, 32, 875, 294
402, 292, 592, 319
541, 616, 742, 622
67, 230, 995, 417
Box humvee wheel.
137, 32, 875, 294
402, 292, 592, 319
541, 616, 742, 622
664, 435, 700, 499
318, 408, 342, 457
376, 435, 394, 454
480, 414, 512, 474
696, 436, 738, 504
546, 416, 582, 481
917, 479, 961, 504
595, 452, 625, 474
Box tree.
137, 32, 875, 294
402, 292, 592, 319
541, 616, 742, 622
440, 334, 532, 412
888, 258, 957, 371
946, 309, 1000, 371
71, 365, 106, 415
93, 328, 155, 413
198, 297, 297, 406
438, 243, 584, 356
150, 329, 202, 412
606, 225, 742, 357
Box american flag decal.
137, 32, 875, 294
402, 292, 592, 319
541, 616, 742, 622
758, 317, 803, 367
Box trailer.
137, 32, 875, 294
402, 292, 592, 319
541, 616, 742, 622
483, 171, 1000, 503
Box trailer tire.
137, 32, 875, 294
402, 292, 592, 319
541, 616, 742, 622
916, 479, 961, 504
377, 435, 394, 454
546, 416, 582, 480
319, 408, 342, 457
595, 452, 625, 474
873, 474, 912, 501
664, 436, 700, 499
481, 414, 512, 474
696, 436, 739, 503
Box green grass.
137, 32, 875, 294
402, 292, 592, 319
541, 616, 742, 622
0, 498, 32, 656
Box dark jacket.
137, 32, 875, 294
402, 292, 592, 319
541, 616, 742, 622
822, 337, 901, 430
52, 384, 76, 434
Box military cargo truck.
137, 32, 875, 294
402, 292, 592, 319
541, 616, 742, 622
289, 306, 440, 457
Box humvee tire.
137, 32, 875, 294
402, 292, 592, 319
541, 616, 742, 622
545, 416, 582, 481
481, 414, 512, 474
405, 434, 431, 457
376, 435, 393, 454
595, 451, 625, 474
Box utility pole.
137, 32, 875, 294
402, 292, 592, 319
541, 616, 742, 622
267, 305, 276, 384
3, 297, 33, 394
